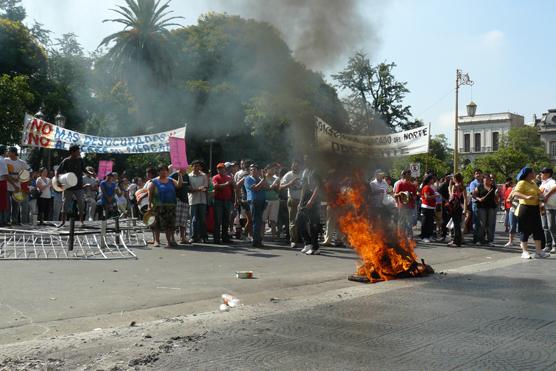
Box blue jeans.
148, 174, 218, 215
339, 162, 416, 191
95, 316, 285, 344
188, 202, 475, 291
250, 199, 266, 245
190, 204, 207, 240
213, 199, 232, 242
472, 202, 480, 242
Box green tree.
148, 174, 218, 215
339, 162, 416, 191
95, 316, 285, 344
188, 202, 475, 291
0, 0, 25, 22
0, 74, 34, 144
462, 126, 550, 182
0, 18, 47, 76
99, 0, 183, 82
333, 52, 415, 133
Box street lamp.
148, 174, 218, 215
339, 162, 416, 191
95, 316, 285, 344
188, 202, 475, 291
34, 105, 45, 120
55, 110, 66, 128
453, 69, 474, 173
204, 138, 216, 175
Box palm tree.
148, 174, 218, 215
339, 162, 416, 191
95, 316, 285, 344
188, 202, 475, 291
99, 0, 183, 82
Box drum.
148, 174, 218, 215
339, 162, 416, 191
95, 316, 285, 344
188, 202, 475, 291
18, 169, 30, 183
52, 172, 78, 192
142, 210, 156, 227
12, 191, 26, 203
136, 190, 149, 215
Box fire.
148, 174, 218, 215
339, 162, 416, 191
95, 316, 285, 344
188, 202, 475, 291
333, 176, 431, 283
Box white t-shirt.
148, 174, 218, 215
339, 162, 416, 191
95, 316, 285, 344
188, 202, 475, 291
369, 179, 388, 207
542, 177, 556, 209
36, 177, 52, 198
280, 170, 302, 200
188, 172, 208, 205
5, 157, 28, 192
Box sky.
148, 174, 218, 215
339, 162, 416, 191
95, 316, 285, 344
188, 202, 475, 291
20, 0, 556, 146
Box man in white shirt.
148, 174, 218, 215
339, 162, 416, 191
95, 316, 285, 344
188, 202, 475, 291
540, 167, 556, 253
280, 160, 302, 247
188, 160, 209, 243
369, 169, 389, 221
5, 146, 29, 225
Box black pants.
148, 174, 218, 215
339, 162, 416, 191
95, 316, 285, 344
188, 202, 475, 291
420, 208, 435, 239
37, 197, 51, 223
451, 208, 463, 246
296, 204, 320, 248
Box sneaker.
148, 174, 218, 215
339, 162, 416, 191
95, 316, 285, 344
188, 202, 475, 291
552, 247, 556, 253
543, 246, 552, 253
306, 248, 320, 255
504, 241, 513, 247
535, 251, 550, 259
487, 242, 495, 247
301, 244, 312, 253
521, 251, 532, 259
153, 242, 160, 247
421, 238, 430, 243
290, 242, 298, 248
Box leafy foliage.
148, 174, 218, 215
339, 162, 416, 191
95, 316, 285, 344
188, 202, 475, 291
0, 74, 34, 144
0, 0, 25, 22
333, 52, 416, 133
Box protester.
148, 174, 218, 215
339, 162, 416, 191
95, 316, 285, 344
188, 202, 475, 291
505, 187, 518, 247
276, 167, 290, 241
474, 174, 499, 246
503, 177, 513, 233
244, 163, 267, 248
393, 169, 417, 238
539, 167, 556, 253
513, 167, 550, 259
420, 174, 436, 243
99, 172, 117, 219
188, 160, 209, 243
83, 167, 98, 221
234, 159, 253, 240
5, 146, 29, 225
0, 145, 8, 227
437, 174, 452, 242
116, 179, 129, 216
448, 173, 467, 247
170, 167, 190, 244
280, 160, 302, 247
369, 169, 388, 222
148, 164, 183, 247
34, 168, 52, 224
298, 158, 321, 255
56, 145, 87, 227
262, 164, 280, 239
469, 169, 484, 244
212, 162, 234, 244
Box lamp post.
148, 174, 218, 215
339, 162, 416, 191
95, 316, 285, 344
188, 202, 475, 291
453, 69, 474, 173
204, 138, 216, 175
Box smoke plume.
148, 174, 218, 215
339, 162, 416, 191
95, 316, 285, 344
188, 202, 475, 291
217, 0, 378, 71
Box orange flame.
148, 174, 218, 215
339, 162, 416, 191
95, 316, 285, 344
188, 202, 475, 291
333, 175, 419, 282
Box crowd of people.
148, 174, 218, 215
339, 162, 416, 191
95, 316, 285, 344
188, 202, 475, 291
0, 143, 553, 260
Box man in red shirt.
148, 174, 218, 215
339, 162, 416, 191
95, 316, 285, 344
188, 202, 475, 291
212, 163, 235, 244
394, 169, 417, 238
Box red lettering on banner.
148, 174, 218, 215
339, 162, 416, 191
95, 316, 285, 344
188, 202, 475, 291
27, 132, 51, 147
29, 119, 53, 136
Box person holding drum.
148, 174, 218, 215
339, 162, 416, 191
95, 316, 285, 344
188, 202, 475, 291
55, 145, 87, 227
147, 164, 183, 247
5, 146, 30, 225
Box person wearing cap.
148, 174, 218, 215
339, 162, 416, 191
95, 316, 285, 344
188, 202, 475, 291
244, 163, 268, 247
540, 167, 556, 253
513, 167, 550, 259
212, 162, 234, 244
188, 160, 209, 243
83, 166, 98, 221
0, 145, 9, 226
5, 146, 30, 225
56, 145, 87, 226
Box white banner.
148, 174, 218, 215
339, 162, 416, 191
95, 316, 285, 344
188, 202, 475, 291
21, 114, 186, 154
315, 117, 429, 158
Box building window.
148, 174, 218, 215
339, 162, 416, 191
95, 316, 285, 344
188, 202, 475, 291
474, 133, 481, 152
464, 134, 470, 153
551, 142, 556, 159
492, 132, 499, 151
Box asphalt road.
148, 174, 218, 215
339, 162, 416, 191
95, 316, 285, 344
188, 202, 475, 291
1, 216, 555, 370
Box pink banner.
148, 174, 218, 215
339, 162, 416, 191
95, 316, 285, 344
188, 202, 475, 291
98, 160, 113, 180
169, 137, 188, 170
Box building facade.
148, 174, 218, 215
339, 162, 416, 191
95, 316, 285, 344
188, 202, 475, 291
457, 103, 524, 163
536, 109, 556, 161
